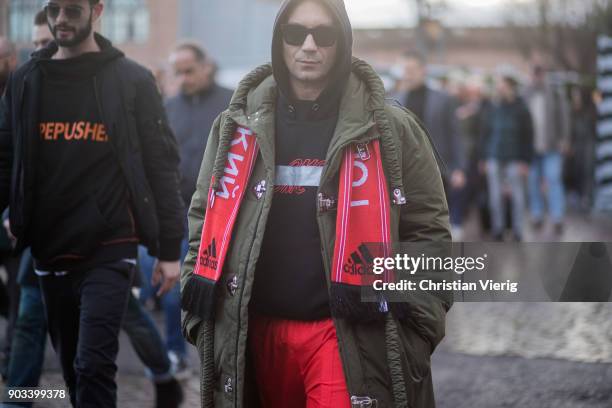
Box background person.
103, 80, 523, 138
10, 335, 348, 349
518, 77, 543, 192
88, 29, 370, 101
395, 50, 467, 240
482, 75, 534, 241
0, 1, 185, 406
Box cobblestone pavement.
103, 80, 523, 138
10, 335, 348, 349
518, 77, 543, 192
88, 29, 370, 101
432, 351, 612, 408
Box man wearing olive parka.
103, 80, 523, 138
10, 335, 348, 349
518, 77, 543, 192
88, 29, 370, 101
180, 0, 452, 407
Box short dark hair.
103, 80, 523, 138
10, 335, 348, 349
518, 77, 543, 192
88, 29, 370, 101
402, 50, 427, 66
34, 9, 47, 26
173, 41, 207, 63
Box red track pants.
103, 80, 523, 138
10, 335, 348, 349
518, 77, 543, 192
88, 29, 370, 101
249, 316, 351, 408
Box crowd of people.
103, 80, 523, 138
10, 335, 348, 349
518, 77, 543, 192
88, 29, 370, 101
390, 52, 599, 242
0, 0, 601, 407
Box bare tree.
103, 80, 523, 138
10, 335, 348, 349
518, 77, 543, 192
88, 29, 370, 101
407, 0, 448, 24
505, 0, 612, 76
403, 0, 448, 57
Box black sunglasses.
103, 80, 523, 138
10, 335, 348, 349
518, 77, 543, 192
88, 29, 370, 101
44, 3, 86, 21
280, 24, 337, 48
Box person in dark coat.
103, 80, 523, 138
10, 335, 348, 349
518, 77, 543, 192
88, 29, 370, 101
395, 51, 467, 240
481, 75, 534, 241
0, 1, 184, 405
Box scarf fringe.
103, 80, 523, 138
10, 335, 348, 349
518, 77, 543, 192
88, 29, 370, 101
330, 282, 385, 322
181, 275, 217, 321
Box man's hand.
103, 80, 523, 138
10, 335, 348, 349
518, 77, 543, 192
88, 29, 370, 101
152, 260, 180, 297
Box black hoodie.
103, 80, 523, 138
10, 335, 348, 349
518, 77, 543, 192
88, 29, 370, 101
31, 35, 138, 271
251, 0, 354, 320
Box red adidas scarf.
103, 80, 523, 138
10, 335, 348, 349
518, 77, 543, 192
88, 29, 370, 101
329, 141, 392, 319
194, 126, 259, 282
182, 126, 392, 321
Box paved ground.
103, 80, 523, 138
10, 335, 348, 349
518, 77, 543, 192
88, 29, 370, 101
6, 350, 612, 407
432, 351, 612, 408
461, 208, 612, 243
446, 210, 612, 364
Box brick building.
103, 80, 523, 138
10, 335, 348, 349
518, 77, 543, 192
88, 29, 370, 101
353, 26, 529, 72
0, 0, 179, 70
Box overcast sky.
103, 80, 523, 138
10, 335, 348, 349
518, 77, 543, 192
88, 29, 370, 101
345, 0, 517, 28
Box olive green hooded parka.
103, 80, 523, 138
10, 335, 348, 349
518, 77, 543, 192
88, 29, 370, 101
181, 1, 452, 407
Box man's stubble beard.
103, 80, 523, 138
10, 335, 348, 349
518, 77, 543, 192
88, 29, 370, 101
50, 13, 93, 48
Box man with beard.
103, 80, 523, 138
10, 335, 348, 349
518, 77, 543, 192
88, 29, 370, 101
181, 0, 451, 406
0, 1, 185, 407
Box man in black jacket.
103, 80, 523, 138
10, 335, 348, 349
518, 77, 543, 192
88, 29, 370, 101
396, 51, 467, 239
0, 1, 184, 406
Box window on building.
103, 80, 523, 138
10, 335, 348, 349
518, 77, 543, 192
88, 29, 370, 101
8, 0, 45, 44
7, 0, 150, 45
101, 0, 150, 44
